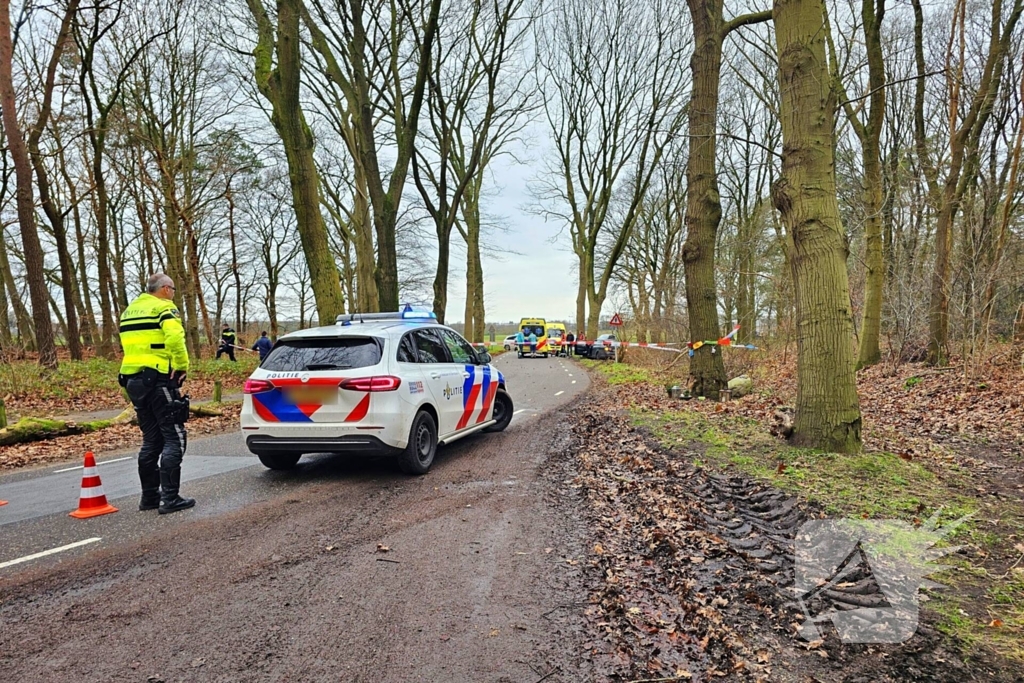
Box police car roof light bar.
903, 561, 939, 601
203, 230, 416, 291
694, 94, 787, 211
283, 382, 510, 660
335, 306, 437, 325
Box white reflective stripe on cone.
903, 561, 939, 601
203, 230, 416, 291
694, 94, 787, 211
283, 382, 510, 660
79, 486, 106, 499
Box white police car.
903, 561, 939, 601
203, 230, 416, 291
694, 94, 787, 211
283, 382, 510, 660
240, 308, 513, 474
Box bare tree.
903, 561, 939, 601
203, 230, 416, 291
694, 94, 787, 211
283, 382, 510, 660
535, 0, 689, 338
300, 0, 443, 311
411, 0, 535, 325
245, 0, 345, 323
680, 0, 771, 398
921, 0, 1023, 364
0, 0, 64, 368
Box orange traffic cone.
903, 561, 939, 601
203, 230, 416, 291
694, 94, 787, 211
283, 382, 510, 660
0, 500, 7, 506
69, 452, 118, 519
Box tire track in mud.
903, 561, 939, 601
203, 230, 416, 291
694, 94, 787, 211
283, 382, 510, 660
565, 405, 1004, 682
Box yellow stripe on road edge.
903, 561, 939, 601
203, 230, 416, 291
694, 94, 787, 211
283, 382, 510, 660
0, 538, 102, 570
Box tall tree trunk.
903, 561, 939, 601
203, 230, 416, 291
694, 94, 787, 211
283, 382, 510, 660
159, 175, 200, 359
576, 253, 587, 336
352, 170, 379, 312
458, 179, 486, 343
772, 0, 862, 453
853, 0, 886, 369
0, 0, 58, 368
228, 187, 242, 331
91, 147, 116, 357
465, 228, 484, 343
183, 217, 213, 347
247, 0, 345, 324
26, 0, 81, 359
0, 262, 10, 348
682, 0, 728, 398
0, 230, 33, 349
30, 153, 82, 360
59, 136, 94, 346
110, 206, 129, 310
925, 0, 1023, 364
683, 0, 771, 397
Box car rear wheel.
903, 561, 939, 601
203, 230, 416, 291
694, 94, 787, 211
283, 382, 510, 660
256, 451, 302, 470
397, 410, 437, 475
484, 389, 513, 433
504, 344, 511, 350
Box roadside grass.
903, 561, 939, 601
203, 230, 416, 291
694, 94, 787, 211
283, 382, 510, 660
584, 359, 1024, 665
578, 358, 656, 384
0, 354, 260, 418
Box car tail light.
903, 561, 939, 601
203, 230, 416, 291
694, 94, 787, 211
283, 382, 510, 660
243, 378, 275, 394
339, 376, 402, 392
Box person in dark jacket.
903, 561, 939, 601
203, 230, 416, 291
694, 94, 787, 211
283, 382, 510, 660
216, 325, 237, 361
252, 331, 273, 361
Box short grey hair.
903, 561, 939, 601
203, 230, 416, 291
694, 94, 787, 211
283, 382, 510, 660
146, 273, 174, 293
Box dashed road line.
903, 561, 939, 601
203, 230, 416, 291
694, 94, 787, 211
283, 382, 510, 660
555, 391, 564, 396
0, 538, 102, 570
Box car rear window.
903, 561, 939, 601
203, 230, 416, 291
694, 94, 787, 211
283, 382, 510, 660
260, 337, 383, 371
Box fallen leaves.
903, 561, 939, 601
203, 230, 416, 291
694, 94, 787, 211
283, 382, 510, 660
0, 405, 242, 472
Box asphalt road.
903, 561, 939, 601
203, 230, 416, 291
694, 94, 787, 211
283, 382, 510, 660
0, 353, 594, 682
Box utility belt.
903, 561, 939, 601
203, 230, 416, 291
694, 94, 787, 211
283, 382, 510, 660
119, 368, 190, 424
118, 367, 170, 388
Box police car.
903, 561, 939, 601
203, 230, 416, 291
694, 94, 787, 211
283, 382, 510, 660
240, 308, 513, 474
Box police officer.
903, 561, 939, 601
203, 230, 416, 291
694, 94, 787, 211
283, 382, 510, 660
216, 325, 237, 361
118, 273, 195, 514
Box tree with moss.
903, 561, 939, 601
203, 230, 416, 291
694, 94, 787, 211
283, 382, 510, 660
771, 0, 862, 452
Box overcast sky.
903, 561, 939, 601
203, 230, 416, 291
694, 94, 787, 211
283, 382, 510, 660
440, 151, 583, 324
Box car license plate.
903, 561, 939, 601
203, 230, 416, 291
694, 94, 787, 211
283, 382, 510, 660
284, 387, 338, 405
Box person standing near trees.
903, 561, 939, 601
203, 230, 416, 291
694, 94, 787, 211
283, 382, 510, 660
216, 324, 237, 361
252, 331, 273, 361
117, 273, 196, 515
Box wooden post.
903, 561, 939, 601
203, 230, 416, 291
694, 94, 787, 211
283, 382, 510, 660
0, 396, 6, 429
213, 380, 222, 403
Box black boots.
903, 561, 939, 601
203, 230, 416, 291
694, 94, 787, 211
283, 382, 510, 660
158, 468, 195, 515
139, 467, 161, 511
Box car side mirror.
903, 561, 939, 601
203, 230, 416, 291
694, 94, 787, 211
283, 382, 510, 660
477, 350, 492, 364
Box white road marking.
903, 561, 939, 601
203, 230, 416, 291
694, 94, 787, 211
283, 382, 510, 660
54, 457, 132, 473
0, 537, 102, 570
513, 409, 526, 415
555, 391, 564, 396
572, 380, 577, 384
568, 374, 573, 377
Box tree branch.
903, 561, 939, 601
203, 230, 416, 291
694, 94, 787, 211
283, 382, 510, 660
722, 9, 772, 37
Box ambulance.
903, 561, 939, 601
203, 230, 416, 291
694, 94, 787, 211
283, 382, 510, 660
546, 323, 568, 355
517, 317, 552, 357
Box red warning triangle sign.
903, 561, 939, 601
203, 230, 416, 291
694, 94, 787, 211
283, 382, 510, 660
609, 313, 623, 326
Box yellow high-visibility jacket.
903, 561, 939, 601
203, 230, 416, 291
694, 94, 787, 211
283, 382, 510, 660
118, 293, 190, 375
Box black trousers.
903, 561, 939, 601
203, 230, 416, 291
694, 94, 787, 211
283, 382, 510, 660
216, 345, 236, 361
125, 376, 187, 489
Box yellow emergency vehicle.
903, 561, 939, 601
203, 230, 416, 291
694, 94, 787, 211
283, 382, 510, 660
518, 317, 551, 357
546, 323, 567, 355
